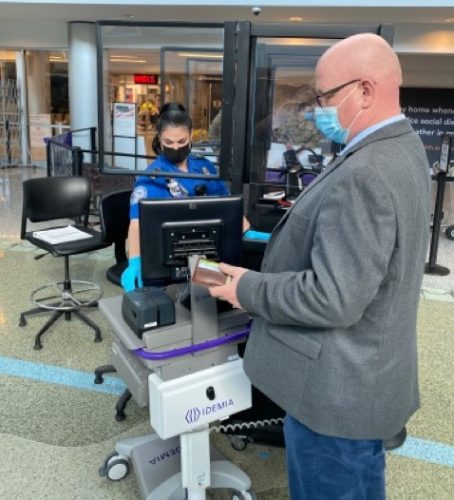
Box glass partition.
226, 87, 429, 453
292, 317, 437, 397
96, 22, 224, 174
95, 20, 392, 225
247, 38, 338, 212
224, 22, 393, 229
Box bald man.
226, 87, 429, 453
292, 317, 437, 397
209, 33, 430, 499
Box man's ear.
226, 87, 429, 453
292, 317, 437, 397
360, 79, 375, 108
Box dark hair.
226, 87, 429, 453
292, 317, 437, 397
152, 102, 193, 155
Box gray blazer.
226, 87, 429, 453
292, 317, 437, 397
238, 119, 430, 439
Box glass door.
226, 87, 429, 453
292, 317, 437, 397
221, 23, 393, 230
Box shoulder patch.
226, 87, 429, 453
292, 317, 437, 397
131, 186, 147, 204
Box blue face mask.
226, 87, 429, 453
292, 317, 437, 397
311, 107, 349, 144
305, 85, 360, 144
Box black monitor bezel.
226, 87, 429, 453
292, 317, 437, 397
139, 195, 243, 286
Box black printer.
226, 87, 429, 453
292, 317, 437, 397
122, 287, 176, 338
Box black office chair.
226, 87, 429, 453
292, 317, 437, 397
99, 188, 132, 286
94, 188, 133, 421
19, 176, 110, 350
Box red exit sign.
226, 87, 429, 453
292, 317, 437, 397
134, 74, 158, 85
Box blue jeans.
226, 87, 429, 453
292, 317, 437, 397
284, 415, 386, 500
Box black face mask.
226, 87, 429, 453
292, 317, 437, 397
162, 144, 191, 164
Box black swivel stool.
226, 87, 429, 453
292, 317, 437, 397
19, 176, 110, 350
94, 188, 134, 421
100, 188, 132, 286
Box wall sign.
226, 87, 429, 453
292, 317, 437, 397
401, 88, 454, 168
134, 74, 159, 85
113, 102, 136, 138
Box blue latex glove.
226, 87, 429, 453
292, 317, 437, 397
121, 256, 143, 292
243, 230, 271, 241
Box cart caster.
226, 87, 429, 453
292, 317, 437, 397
99, 452, 130, 481
115, 410, 127, 422
19, 315, 27, 327
446, 225, 454, 241
230, 435, 248, 451
231, 489, 257, 500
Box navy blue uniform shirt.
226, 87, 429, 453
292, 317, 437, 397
129, 153, 229, 219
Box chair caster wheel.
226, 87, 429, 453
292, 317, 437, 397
94, 374, 104, 384
94, 337, 102, 343
34, 341, 42, 350
446, 225, 454, 241
115, 412, 126, 422
19, 315, 27, 327
230, 435, 248, 451
231, 489, 257, 500
99, 452, 130, 481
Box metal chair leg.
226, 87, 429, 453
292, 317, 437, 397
73, 309, 102, 343
34, 310, 65, 350
94, 364, 116, 384
19, 303, 63, 327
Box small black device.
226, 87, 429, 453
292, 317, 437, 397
122, 287, 175, 338
194, 184, 208, 196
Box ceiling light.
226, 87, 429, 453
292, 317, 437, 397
110, 55, 140, 59
289, 17, 304, 22
110, 58, 147, 63
444, 18, 454, 23
177, 52, 223, 59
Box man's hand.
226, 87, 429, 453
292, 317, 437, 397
208, 263, 249, 309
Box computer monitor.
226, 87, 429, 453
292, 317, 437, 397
139, 195, 243, 286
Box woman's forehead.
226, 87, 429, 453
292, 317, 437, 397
160, 125, 190, 140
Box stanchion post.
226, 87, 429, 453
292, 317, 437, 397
6, 118, 12, 165
425, 135, 452, 276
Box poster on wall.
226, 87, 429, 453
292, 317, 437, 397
113, 102, 136, 138
401, 88, 454, 169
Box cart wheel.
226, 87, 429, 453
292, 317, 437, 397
231, 489, 257, 500
99, 453, 130, 481
230, 435, 248, 451
446, 225, 454, 241
99, 451, 117, 477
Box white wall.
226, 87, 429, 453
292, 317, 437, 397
0, 20, 67, 49
400, 54, 454, 88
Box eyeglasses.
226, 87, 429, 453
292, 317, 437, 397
316, 79, 361, 108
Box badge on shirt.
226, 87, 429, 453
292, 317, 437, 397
166, 178, 188, 197
131, 186, 147, 204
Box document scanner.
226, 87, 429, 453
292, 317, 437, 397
122, 287, 175, 338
